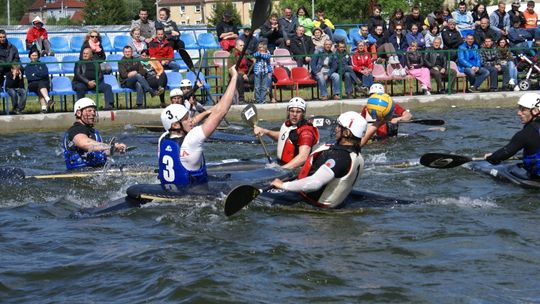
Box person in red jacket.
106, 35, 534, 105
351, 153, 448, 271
148, 28, 180, 72
351, 40, 374, 95
25, 16, 53, 56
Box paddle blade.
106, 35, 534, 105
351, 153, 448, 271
420, 153, 473, 169
251, 0, 273, 30
241, 104, 258, 128
224, 184, 262, 216
408, 119, 445, 126
178, 49, 194, 71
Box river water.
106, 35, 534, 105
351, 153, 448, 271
1, 106, 539, 303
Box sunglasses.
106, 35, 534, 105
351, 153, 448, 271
90, 35, 99, 38
395, 29, 403, 31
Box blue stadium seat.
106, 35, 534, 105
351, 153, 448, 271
40, 56, 63, 75
197, 33, 220, 49
181, 32, 199, 49
113, 35, 131, 52
49, 36, 71, 53
61, 55, 79, 74
70, 36, 85, 52
20, 57, 31, 67
50, 76, 77, 112
7, 37, 25, 53
165, 71, 182, 90
333, 28, 351, 44
1, 80, 10, 115
106, 54, 123, 74
349, 28, 363, 46
100, 35, 114, 52
172, 52, 189, 70
103, 74, 130, 108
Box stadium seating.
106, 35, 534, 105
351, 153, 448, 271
113, 35, 131, 52
49, 36, 71, 53
197, 33, 220, 49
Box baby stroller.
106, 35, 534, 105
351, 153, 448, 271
517, 53, 540, 91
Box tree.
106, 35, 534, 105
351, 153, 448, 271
83, 0, 131, 25
207, 0, 242, 27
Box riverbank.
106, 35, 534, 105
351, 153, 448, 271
0, 91, 524, 134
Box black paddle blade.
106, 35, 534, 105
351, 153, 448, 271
420, 153, 473, 169
251, 0, 273, 30
241, 104, 258, 127
224, 184, 262, 216
178, 49, 194, 71
409, 119, 445, 126
309, 116, 335, 130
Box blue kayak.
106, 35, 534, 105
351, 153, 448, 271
464, 160, 540, 189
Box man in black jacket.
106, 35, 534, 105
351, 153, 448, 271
473, 18, 499, 47
0, 30, 20, 84
260, 13, 284, 52
72, 48, 115, 110
290, 26, 315, 67
441, 19, 463, 61
424, 37, 456, 93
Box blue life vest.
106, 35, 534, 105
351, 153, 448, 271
63, 129, 107, 170
158, 136, 208, 188
523, 127, 540, 176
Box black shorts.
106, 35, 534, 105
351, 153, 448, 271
28, 80, 50, 94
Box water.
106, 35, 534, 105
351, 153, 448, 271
1, 107, 540, 303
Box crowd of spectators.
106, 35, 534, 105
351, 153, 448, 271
1, 2, 540, 115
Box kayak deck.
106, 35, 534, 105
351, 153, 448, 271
464, 160, 540, 189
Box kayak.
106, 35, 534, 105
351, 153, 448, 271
464, 160, 540, 189
77, 160, 293, 216
0, 164, 157, 180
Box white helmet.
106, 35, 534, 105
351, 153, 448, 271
170, 88, 183, 98
369, 83, 385, 95
180, 79, 192, 88
287, 97, 306, 112
161, 104, 189, 131
518, 92, 540, 109
73, 97, 96, 115
337, 111, 367, 138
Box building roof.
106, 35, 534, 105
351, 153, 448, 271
29, 0, 85, 11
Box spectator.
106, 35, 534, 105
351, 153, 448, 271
496, 38, 520, 91
479, 37, 500, 92
452, 2, 474, 31
231, 39, 253, 104
216, 11, 238, 52
72, 47, 115, 110
424, 24, 443, 48
351, 40, 374, 94
406, 41, 432, 95
131, 8, 156, 44
313, 9, 334, 40
472, 3, 489, 26
441, 19, 462, 61
311, 39, 340, 100
368, 5, 387, 34
5, 64, 26, 114
356, 25, 377, 54
335, 41, 360, 99
424, 37, 456, 93
252, 43, 274, 104
260, 13, 284, 52
24, 49, 52, 113
139, 49, 168, 108
80, 29, 106, 61
457, 34, 490, 93
405, 6, 425, 31
128, 27, 147, 58
524, 1, 539, 38
474, 18, 499, 47
508, 18, 533, 56
442, 7, 452, 24
239, 26, 258, 55
370, 25, 399, 64
311, 27, 330, 51
156, 8, 185, 52
388, 24, 408, 66
389, 8, 405, 34
290, 25, 315, 67
490, 1, 511, 38
406, 24, 425, 49
297, 6, 315, 37
424, 9, 444, 29
119, 46, 164, 109
148, 28, 180, 72
279, 7, 299, 48
25, 16, 53, 57
0, 30, 20, 84
508, 1, 526, 28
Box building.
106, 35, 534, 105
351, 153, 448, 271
157, 0, 260, 26
20, 0, 85, 25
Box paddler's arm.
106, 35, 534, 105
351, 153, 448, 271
253, 126, 279, 141
73, 134, 127, 154
200, 66, 238, 138
361, 122, 382, 146
192, 110, 212, 125
271, 165, 334, 192
389, 110, 412, 124
485, 132, 525, 164
281, 145, 311, 170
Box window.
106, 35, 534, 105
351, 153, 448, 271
180, 5, 185, 13
212, 4, 216, 9
196, 20, 202, 24
195, 5, 201, 13
181, 21, 186, 25
232, 3, 236, 8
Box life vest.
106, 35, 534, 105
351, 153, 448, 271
63, 129, 107, 170
297, 144, 364, 208
276, 119, 319, 164
522, 127, 540, 177
158, 134, 208, 188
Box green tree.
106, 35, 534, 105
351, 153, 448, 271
83, 0, 131, 25
207, 0, 241, 27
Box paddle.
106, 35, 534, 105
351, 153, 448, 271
241, 104, 272, 163
420, 153, 484, 169
224, 184, 271, 216
0, 166, 155, 180
235, 0, 272, 68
